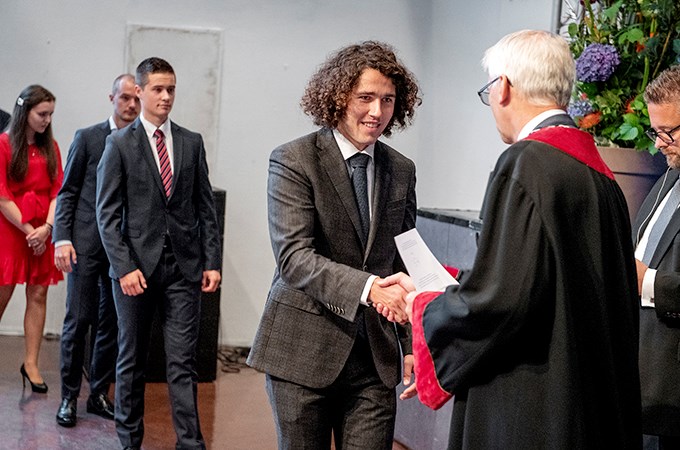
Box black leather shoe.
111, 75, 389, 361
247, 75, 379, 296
122, 447, 140, 450
87, 393, 114, 420
56, 398, 77, 427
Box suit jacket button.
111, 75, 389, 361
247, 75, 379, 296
363, 265, 368, 271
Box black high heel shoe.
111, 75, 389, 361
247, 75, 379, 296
20, 364, 48, 393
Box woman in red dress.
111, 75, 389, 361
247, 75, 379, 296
0, 85, 63, 393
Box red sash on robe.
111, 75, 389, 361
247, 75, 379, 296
525, 126, 614, 180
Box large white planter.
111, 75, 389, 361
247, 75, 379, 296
598, 146, 668, 223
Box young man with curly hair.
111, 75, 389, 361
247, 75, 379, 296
247, 41, 422, 449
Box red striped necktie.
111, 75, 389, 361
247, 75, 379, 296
154, 129, 172, 198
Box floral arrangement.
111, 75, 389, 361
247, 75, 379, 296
566, 0, 680, 153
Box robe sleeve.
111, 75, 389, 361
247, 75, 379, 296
411, 290, 453, 409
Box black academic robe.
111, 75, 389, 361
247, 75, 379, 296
411, 126, 641, 449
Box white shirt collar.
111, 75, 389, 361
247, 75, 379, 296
517, 109, 566, 141
108, 116, 117, 131
139, 113, 171, 139
332, 129, 375, 161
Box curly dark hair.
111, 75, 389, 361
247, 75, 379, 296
300, 41, 422, 137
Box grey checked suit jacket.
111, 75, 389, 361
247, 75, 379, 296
95, 117, 221, 283
54, 120, 110, 256
633, 168, 680, 436
247, 128, 415, 389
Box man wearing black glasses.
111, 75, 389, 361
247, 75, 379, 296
634, 65, 680, 450
385, 29, 641, 449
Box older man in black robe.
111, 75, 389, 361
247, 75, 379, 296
385, 30, 641, 450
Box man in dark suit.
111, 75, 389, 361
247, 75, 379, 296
96, 57, 221, 450
634, 65, 680, 449
54, 74, 140, 427
0, 108, 10, 132
247, 41, 422, 449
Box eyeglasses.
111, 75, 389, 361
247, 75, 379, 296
477, 75, 512, 106
645, 123, 680, 145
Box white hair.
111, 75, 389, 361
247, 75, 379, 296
482, 29, 575, 108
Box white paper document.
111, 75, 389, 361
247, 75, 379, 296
394, 228, 458, 292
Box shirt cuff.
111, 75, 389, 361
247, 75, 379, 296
54, 240, 72, 248
640, 268, 656, 308
360, 275, 378, 306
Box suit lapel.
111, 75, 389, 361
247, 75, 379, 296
366, 142, 391, 259
649, 170, 680, 266
317, 129, 365, 248
170, 122, 183, 200
133, 119, 168, 201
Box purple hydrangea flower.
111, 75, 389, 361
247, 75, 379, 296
576, 43, 620, 82
568, 97, 594, 118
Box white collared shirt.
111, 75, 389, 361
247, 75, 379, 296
517, 109, 568, 141
108, 116, 118, 131
139, 113, 174, 174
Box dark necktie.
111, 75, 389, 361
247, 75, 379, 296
154, 129, 172, 198
349, 152, 370, 245
642, 177, 680, 264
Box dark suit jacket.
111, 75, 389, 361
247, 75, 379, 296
633, 167, 680, 436
95, 117, 221, 283
54, 120, 110, 256
247, 128, 415, 389
0, 109, 10, 132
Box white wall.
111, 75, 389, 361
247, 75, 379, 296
0, 0, 552, 346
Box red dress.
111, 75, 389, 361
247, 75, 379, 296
0, 133, 64, 286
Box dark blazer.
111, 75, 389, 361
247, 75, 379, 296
633, 167, 680, 437
96, 117, 221, 283
54, 120, 110, 255
0, 109, 10, 132
247, 128, 415, 389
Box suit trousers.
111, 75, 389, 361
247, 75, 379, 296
113, 243, 205, 450
265, 337, 396, 450
60, 253, 117, 399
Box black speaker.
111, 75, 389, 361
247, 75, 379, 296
144, 188, 225, 382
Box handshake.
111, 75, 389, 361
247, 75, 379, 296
368, 272, 417, 325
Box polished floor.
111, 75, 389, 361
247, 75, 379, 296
0, 335, 410, 450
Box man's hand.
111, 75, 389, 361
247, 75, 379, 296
120, 269, 147, 296
635, 258, 647, 295
54, 244, 77, 272
376, 272, 415, 293
399, 354, 417, 400
369, 278, 408, 324
202, 270, 221, 292
404, 290, 419, 324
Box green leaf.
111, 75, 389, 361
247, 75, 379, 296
622, 113, 640, 127
603, 1, 624, 22
618, 122, 639, 141
619, 28, 645, 45
568, 23, 579, 39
